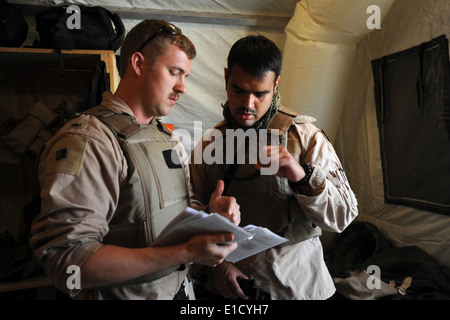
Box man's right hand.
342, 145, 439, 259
184, 233, 237, 267
211, 260, 249, 300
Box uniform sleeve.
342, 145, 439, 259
30, 116, 127, 295
291, 123, 358, 233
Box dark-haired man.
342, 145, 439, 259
30, 19, 240, 300
190, 35, 358, 300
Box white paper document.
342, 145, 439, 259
224, 225, 288, 263
152, 207, 288, 263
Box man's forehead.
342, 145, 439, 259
157, 44, 191, 72
233, 65, 274, 78
229, 65, 276, 89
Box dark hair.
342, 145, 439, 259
227, 35, 282, 84
120, 19, 196, 77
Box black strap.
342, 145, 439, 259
56, 48, 65, 80
237, 278, 271, 300
222, 135, 260, 195
108, 11, 125, 51
222, 163, 239, 195
83, 60, 110, 110
416, 43, 427, 121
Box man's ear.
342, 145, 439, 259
130, 52, 145, 76
274, 75, 281, 91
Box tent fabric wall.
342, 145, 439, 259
49, 0, 297, 17
279, 0, 395, 142
335, 0, 450, 266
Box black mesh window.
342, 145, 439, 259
372, 35, 450, 215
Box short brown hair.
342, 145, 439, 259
119, 19, 196, 77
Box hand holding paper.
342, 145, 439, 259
152, 207, 287, 263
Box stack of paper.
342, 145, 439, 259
152, 207, 288, 263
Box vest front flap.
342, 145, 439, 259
91, 111, 190, 248
123, 126, 189, 241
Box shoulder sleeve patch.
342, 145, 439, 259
47, 137, 88, 176
294, 115, 317, 124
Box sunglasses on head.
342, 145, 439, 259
136, 23, 182, 52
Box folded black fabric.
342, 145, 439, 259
237, 278, 271, 300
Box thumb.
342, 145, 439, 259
213, 179, 225, 197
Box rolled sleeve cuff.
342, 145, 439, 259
309, 165, 326, 194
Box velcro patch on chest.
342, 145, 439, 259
47, 137, 88, 176
162, 149, 182, 169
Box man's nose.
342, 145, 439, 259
174, 76, 186, 94
242, 94, 255, 109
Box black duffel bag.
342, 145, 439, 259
0, 0, 29, 47
35, 5, 125, 51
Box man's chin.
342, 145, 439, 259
236, 120, 256, 129
159, 106, 172, 117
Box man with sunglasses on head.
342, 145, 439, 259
30, 19, 240, 300
190, 35, 358, 300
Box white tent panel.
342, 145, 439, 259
279, 38, 356, 141
303, 0, 395, 42
279, 0, 395, 142
46, 0, 297, 17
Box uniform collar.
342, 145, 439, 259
100, 91, 136, 119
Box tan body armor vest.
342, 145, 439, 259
83, 106, 190, 291
205, 106, 321, 245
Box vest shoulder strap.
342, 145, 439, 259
84, 105, 141, 138
269, 106, 304, 155
267, 105, 298, 136
84, 106, 172, 138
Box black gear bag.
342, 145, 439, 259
35, 5, 124, 51
0, 0, 29, 47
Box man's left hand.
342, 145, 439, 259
208, 180, 241, 225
